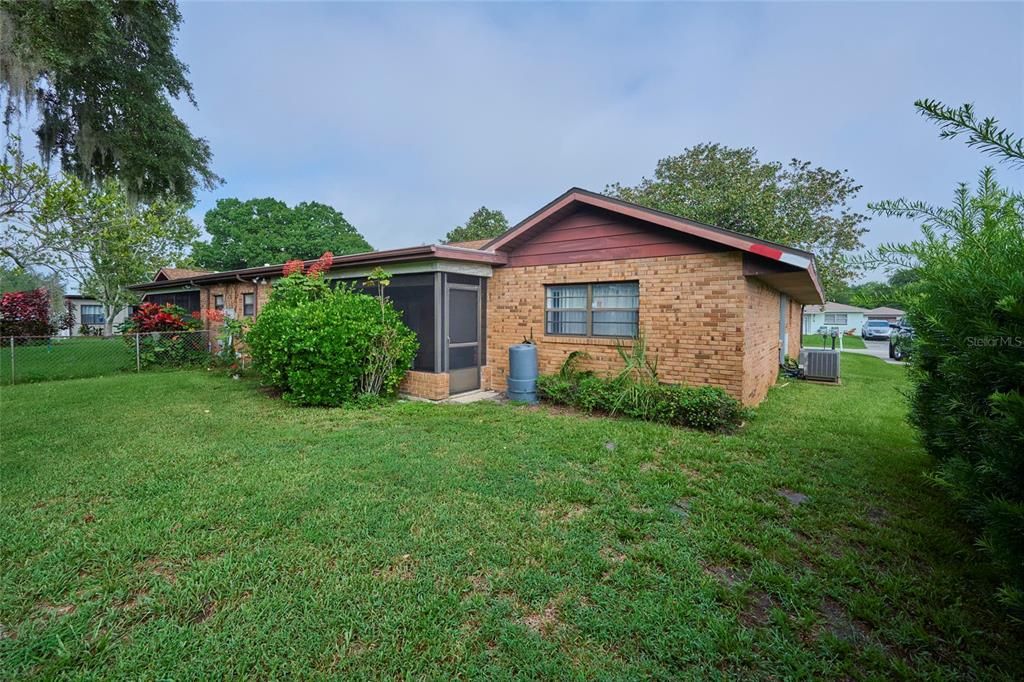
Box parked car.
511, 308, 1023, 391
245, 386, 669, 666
889, 319, 915, 360
862, 319, 893, 340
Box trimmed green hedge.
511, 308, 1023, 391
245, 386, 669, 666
536, 373, 745, 431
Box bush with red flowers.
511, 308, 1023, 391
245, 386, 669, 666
121, 303, 206, 368
0, 288, 54, 339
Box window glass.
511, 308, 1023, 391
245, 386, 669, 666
546, 310, 587, 335
591, 282, 639, 309
593, 310, 639, 337
824, 313, 848, 325
544, 283, 638, 337
546, 285, 587, 310
81, 305, 105, 325
214, 295, 224, 311
242, 293, 255, 316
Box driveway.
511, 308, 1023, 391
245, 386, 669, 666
843, 339, 905, 366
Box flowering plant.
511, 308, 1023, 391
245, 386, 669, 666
121, 303, 199, 333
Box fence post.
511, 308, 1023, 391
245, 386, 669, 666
135, 333, 141, 372
8, 337, 13, 385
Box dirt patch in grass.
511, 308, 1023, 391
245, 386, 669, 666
36, 602, 76, 618
818, 597, 871, 643
599, 547, 626, 564
705, 564, 744, 587
119, 588, 150, 610
639, 461, 658, 472
373, 554, 416, 581
539, 503, 589, 523
466, 573, 490, 597
138, 557, 179, 584
866, 507, 890, 525
520, 601, 561, 636
678, 463, 705, 480
739, 591, 775, 627
192, 597, 218, 624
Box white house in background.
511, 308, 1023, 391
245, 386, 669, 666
866, 306, 905, 324
802, 302, 869, 337
63, 295, 131, 336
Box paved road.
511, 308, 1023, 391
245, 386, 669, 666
843, 339, 905, 366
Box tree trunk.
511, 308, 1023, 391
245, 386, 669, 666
104, 305, 116, 337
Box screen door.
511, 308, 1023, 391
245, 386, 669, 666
447, 284, 480, 394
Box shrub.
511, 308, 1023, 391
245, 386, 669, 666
246, 263, 418, 407
121, 302, 198, 333
869, 170, 1024, 612
0, 288, 53, 338
537, 359, 744, 432
120, 303, 205, 368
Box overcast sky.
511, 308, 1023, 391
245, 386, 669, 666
174, 1, 1023, 281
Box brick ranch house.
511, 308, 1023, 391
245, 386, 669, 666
129, 188, 823, 406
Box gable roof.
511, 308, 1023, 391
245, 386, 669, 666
867, 306, 904, 316
445, 238, 493, 250
805, 302, 869, 314
153, 267, 213, 282
485, 187, 824, 304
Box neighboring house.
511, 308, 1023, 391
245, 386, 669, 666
129, 188, 824, 406
63, 294, 131, 336
802, 302, 868, 337
866, 306, 904, 324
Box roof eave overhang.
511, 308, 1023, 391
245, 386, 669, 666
129, 246, 506, 292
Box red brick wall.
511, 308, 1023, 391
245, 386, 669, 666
486, 252, 748, 399
741, 279, 783, 405
399, 370, 449, 401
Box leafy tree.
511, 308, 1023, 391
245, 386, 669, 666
607, 143, 869, 295
836, 270, 919, 310
192, 198, 371, 271
69, 180, 198, 335
0, 264, 65, 311
1, 140, 89, 271
0, 0, 220, 203
444, 206, 508, 243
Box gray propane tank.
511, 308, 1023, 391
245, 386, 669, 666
507, 343, 538, 403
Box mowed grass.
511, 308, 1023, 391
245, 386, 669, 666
0, 337, 134, 384
1, 355, 1021, 678
802, 333, 866, 349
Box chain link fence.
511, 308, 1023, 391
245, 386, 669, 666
0, 331, 236, 385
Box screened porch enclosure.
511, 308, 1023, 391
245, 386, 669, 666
345, 271, 487, 395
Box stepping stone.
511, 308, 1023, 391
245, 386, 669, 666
778, 489, 809, 506
669, 498, 692, 519
604, 441, 616, 451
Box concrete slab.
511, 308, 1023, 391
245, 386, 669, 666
445, 390, 502, 404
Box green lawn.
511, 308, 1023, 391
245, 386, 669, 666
802, 333, 867, 349
0, 337, 135, 384
1, 356, 1021, 678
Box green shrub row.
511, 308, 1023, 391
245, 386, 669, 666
536, 373, 745, 431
